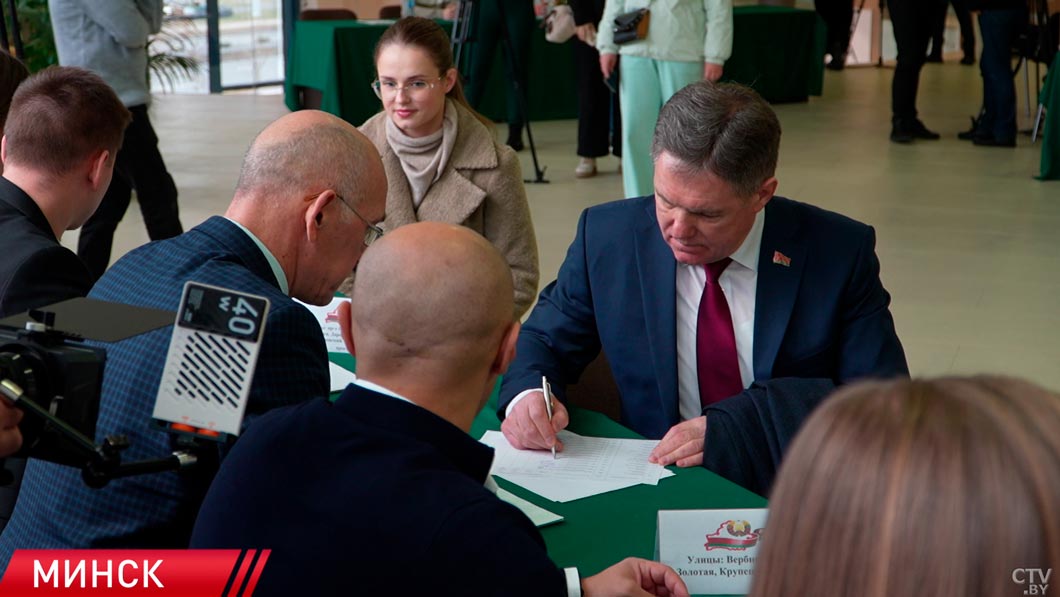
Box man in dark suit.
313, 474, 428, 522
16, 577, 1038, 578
0, 66, 130, 531
0, 66, 130, 318
0, 110, 387, 564
499, 82, 907, 468
191, 222, 687, 597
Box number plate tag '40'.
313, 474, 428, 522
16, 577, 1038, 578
152, 281, 271, 441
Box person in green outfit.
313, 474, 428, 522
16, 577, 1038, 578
597, 0, 733, 198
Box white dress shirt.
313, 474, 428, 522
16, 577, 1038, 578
226, 217, 289, 295
674, 209, 764, 420
508, 208, 765, 426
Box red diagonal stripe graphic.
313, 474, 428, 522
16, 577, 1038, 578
242, 549, 271, 596
228, 549, 255, 596
221, 549, 250, 597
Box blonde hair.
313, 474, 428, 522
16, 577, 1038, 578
751, 376, 1060, 597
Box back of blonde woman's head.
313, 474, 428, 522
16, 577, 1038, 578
750, 376, 1060, 597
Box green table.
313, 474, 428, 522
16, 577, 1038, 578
285, 9, 823, 126
330, 352, 767, 596
726, 6, 825, 104
285, 19, 578, 125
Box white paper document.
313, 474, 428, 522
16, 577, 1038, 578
481, 430, 674, 503
328, 361, 357, 393
496, 488, 564, 528
295, 296, 351, 354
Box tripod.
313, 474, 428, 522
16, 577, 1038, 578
451, 0, 549, 184
0, 0, 25, 59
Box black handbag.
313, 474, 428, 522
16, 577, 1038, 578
612, 8, 650, 45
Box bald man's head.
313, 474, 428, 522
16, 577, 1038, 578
235, 110, 381, 210
227, 110, 387, 306
351, 223, 515, 373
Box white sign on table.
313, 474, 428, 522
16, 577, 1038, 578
296, 296, 350, 354
656, 508, 768, 595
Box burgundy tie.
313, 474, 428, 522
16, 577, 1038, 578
697, 258, 743, 407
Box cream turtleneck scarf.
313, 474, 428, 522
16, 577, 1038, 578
385, 98, 459, 208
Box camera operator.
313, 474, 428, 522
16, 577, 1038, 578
0, 67, 130, 319
0, 66, 130, 533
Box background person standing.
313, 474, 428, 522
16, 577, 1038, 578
959, 0, 1026, 147
888, 0, 946, 143
596, 0, 733, 198
569, 0, 622, 178
814, 0, 853, 70
927, 0, 976, 64
461, 0, 536, 151
50, 0, 184, 279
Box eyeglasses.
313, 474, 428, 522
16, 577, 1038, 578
338, 194, 384, 247
306, 191, 384, 247
370, 77, 444, 99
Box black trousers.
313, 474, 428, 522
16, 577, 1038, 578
930, 0, 975, 58
815, 0, 854, 59
463, 0, 535, 129
77, 104, 182, 280
573, 38, 621, 158
890, 0, 942, 122
976, 8, 1025, 141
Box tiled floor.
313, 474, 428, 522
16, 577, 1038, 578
62, 61, 1060, 390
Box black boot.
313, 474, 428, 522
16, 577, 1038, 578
826, 41, 847, 71
891, 118, 941, 143
957, 116, 979, 140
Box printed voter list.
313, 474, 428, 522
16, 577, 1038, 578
481, 430, 675, 502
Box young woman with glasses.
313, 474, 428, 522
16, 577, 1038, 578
349, 17, 539, 319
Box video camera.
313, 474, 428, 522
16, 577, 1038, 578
0, 283, 269, 488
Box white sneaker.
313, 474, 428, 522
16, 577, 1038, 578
575, 157, 597, 178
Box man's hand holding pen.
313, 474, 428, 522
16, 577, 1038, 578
501, 387, 570, 453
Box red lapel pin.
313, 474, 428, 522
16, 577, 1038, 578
772, 250, 791, 267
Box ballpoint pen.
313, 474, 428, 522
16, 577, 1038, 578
542, 375, 556, 460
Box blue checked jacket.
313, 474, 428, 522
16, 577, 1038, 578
0, 217, 329, 566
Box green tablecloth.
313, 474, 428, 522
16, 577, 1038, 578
725, 5, 824, 103
329, 352, 767, 596
285, 19, 578, 125
285, 8, 823, 126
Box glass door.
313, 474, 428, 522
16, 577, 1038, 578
153, 0, 285, 94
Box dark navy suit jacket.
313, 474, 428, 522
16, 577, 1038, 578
0, 176, 93, 317
0, 217, 329, 566
191, 384, 568, 597
499, 196, 908, 439
702, 378, 837, 497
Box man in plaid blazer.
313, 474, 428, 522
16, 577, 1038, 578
0, 110, 386, 564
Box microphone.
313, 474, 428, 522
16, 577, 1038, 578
152, 281, 270, 441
